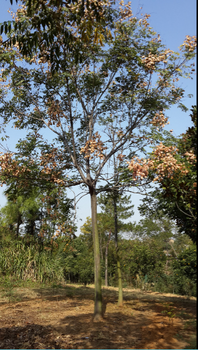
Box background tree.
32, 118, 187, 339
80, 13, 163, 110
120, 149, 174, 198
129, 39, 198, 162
119, 237, 167, 289
63, 235, 94, 285
131, 214, 175, 247
0, 3, 196, 319
98, 192, 134, 305
138, 106, 197, 243
0, 134, 75, 244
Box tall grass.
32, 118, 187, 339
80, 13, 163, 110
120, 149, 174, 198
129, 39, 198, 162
0, 238, 65, 283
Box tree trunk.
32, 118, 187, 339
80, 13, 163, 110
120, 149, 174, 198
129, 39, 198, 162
105, 230, 111, 287
100, 234, 104, 261
113, 196, 123, 307
16, 213, 22, 238
105, 245, 108, 287
90, 186, 103, 321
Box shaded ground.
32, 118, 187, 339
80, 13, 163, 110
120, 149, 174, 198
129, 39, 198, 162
0, 283, 196, 349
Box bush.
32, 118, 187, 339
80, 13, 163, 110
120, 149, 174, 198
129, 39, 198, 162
172, 245, 197, 297
120, 239, 167, 286
63, 237, 94, 285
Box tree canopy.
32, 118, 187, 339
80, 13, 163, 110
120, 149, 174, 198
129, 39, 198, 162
1, 0, 115, 71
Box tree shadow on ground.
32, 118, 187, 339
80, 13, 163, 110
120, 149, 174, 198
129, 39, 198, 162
0, 311, 187, 349
32, 284, 196, 315
0, 284, 196, 349
0, 283, 196, 316
0, 283, 196, 318
0, 323, 58, 349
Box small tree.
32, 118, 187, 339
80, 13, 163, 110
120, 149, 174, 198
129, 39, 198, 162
98, 192, 134, 305
119, 237, 167, 289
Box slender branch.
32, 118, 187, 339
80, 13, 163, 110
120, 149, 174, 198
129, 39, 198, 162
65, 76, 77, 165
75, 191, 89, 205
176, 201, 196, 219
92, 71, 116, 112
72, 69, 88, 116
68, 187, 77, 223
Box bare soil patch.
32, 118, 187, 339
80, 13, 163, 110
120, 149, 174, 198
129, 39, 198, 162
0, 283, 196, 349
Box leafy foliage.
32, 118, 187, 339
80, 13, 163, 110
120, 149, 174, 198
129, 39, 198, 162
172, 244, 197, 296
0, 134, 75, 240
120, 238, 167, 282
1, 0, 114, 71
63, 236, 94, 285
139, 107, 197, 243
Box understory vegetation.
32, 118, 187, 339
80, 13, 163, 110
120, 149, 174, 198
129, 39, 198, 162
0, 221, 196, 298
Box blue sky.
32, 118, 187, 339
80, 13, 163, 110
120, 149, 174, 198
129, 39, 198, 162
0, 0, 197, 234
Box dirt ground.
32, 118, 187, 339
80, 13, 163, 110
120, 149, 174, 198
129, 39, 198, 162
0, 283, 196, 349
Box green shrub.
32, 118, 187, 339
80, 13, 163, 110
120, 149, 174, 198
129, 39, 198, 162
172, 245, 197, 297
120, 239, 166, 286
63, 237, 94, 285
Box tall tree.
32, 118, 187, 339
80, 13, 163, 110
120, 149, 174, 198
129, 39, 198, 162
0, 3, 196, 319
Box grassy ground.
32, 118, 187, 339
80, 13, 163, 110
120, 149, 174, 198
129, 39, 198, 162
0, 281, 196, 349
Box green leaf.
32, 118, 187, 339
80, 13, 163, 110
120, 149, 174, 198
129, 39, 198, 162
178, 103, 188, 112
15, 80, 24, 86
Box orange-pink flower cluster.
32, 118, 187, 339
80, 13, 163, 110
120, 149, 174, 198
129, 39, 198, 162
80, 132, 107, 160
184, 151, 196, 164
141, 49, 173, 71
0, 152, 31, 185
127, 157, 153, 180
150, 111, 169, 128
127, 142, 191, 182
180, 35, 197, 52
